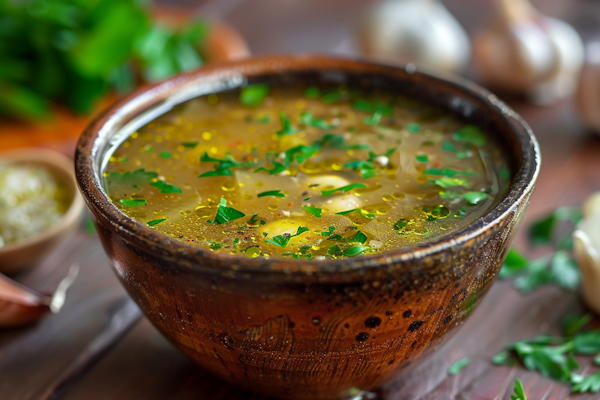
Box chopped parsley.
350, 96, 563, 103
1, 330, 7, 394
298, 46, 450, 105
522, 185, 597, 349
120, 199, 147, 207
453, 125, 487, 147
321, 183, 367, 197
448, 358, 470, 375
335, 209, 376, 219
240, 83, 269, 107
432, 177, 467, 189
106, 169, 158, 188
304, 86, 320, 99
246, 214, 266, 227
415, 154, 428, 163
181, 142, 198, 148
159, 151, 171, 159
510, 379, 527, 400
257, 190, 285, 198
313, 133, 370, 150
151, 180, 182, 194
363, 111, 382, 125
254, 161, 286, 175
353, 99, 392, 115
199, 152, 254, 177
407, 123, 420, 133
147, 218, 166, 226
441, 141, 468, 159
423, 167, 478, 177
463, 191, 489, 205
299, 111, 335, 130
276, 111, 298, 137
211, 197, 246, 225
302, 205, 322, 218
255, 114, 270, 124
265, 226, 309, 248
343, 245, 369, 257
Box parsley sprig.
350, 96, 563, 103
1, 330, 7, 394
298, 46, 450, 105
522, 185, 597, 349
500, 207, 583, 293
493, 314, 600, 393
265, 226, 309, 248
199, 152, 254, 177
209, 197, 245, 225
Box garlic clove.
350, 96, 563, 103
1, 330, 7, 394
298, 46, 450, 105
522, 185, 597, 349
473, 0, 584, 105
574, 192, 600, 314
576, 42, 600, 134
359, 0, 471, 74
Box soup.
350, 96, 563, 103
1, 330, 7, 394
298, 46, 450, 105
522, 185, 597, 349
103, 83, 509, 260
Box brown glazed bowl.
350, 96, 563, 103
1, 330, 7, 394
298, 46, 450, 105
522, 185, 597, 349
75, 55, 540, 400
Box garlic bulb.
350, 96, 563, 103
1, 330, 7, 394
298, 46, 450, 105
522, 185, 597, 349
576, 42, 600, 134
359, 0, 471, 74
574, 193, 600, 314
473, 0, 584, 105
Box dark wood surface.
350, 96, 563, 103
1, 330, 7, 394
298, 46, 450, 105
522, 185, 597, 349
3, 0, 600, 399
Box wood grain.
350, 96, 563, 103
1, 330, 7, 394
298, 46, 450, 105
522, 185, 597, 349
2, 0, 600, 399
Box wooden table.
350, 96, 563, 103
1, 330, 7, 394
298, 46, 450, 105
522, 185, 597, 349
2, 0, 600, 399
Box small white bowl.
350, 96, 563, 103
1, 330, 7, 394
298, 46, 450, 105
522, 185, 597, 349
0, 148, 85, 274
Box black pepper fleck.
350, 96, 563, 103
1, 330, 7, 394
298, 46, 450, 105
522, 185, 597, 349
364, 316, 382, 328
403, 310, 412, 318
355, 332, 369, 342
408, 320, 424, 332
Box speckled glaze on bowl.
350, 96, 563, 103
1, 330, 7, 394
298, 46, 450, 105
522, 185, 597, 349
75, 55, 540, 400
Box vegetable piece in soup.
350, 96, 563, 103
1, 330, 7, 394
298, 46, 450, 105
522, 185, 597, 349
103, 84, 510, 260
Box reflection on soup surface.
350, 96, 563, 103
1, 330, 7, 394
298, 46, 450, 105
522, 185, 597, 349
104, 84, 509, 260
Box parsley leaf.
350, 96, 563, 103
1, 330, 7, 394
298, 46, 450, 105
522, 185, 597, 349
423, 167, 478, 177
321, 183, 367, 197
313, 133, 370, 150
304, 86, 320, 99
343, 245, 369, 257
284, 145, 319, 165
181, 142, 198, 148
353, 99, 392, 115
120, 199, 147, 207
147, 218, 166, 226
510, 379, 527, 400
335, 209, 376, 219
453, 125, 487, 147
441, 141, 468, 159
464, 192, 489, 205
299, 111, 335, 130
363, 111, 382, 125
571, 372, 600, 393
257, 190, 285, 198
529, 207, 583, 246
199, 152, 253, 177
240, 83, 269, 106
415, 154, 428, 163
255, 114, 270, 124
302, 205, 322, 218
106, 168, 158, 188
151, 180, 182, 194
255, 161, 286, 175
276, 111, 298, 137
448, 358, 470, 375
159, 151, 171, 159
265, 226, 309, 248
432, 177, 467, 189
212, 197, 245, 225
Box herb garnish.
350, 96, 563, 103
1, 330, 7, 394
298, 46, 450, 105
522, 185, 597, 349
493, 314, 600, 393
432, 177, 466, 189
500, 207, 582, 293
199, 152, 254, 177
120, 199, 147, 207
353, 99, 392, 115
147, 218, 166, 226
210, 197, 245, 225
151, 180, 182, 194
345, 149, 396, 179
343, 245, 370, 257
407, 123, 420, 133
181, 142, 198, 148
415, 154, 428, 163
302, 206, 322, 218
448, 358, 470, 375
453, 125, 487, 147
276, 111, 298, 137
159, 152, 171, 159
106, 169, 158, 188
510, 379, 527, 400
328, 231, 368, 244
304, 86, 320, 99
246, 214, 266, 227
255, 161, 286, 175
257, 190, 285, 198
255, 115, 270, 124
441, 141, 468, 159
265, 226, 309, 248
313, 134, 370, 150
423, 167, 479, 177
321, 183, 367, 197
240, 84, 269, 107
335, 209, 376, 219
299, 111, 335, 130
363, 111, 382, 125
464, 191, 489, 205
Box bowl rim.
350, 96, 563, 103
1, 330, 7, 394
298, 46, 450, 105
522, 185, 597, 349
75, 54, 541, 277
0, 148, 85, 256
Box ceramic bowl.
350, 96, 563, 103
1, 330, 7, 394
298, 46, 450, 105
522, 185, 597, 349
75, 55, 540, 400
0, 148, 85, 274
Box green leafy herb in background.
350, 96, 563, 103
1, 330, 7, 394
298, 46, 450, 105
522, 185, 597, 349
240, 84, 269, 107
500, 207, 582, 293
0, 0, 210, 120
510, 379, 527, 400
448, 358, 470, 375
493, 314, 600, 394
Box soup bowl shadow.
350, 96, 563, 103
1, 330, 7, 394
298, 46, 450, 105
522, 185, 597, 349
75, 55, 540, 400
